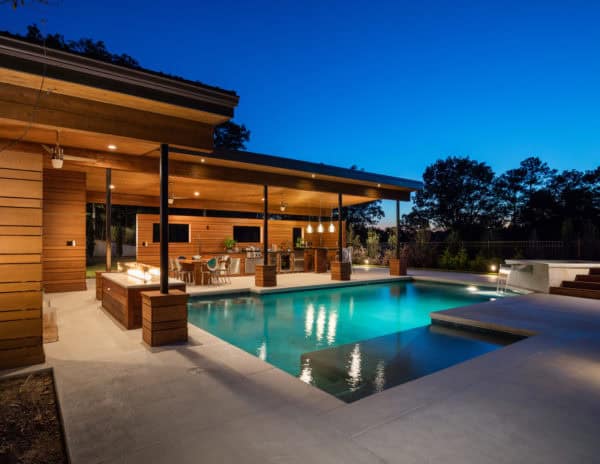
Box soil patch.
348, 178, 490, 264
0, 370, 68, 464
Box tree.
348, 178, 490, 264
2, 0, 46, 8
412, 156, 498, 238
214, 121, 251, 150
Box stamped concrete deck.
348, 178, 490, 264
3, 270, 600, 463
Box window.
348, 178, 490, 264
152, 223, 190, 243
233, 226, 260, 243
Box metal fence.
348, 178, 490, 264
353, 240, 600, 267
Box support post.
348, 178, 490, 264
338, 193, 343, 261
263, 184, 268, 265
390, 199, 406, 276
159, 143, 169, 294
255, 185, 276, 287
396, 199, 400, 259
332, 192, 350, 280
105, 168, 112, 272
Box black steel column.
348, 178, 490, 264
159, 144, 169, 294
396, 199, 401, 259
338, 193, 343, 262
105, 168, 112, 272
263, 185, 268, 265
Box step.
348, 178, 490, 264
550, 286, 600, 300
590, 268, 600, 275
575, 274, 600, 283
562, 280, 600, 291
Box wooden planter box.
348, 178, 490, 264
331, 261, 351, 281
95, 271, 105, 300
141, 290, 188, 347
389, 258, 407, 276
255, 264, 277, 287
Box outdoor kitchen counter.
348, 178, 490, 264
101, 272, 186, 329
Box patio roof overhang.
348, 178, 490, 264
0, 35, 422, 217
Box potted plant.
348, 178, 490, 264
224, 237, 237, 252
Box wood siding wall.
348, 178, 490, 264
136, 214, 345, 266
0, 149, 44, 369
43, 170, 87, 292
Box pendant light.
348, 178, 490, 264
306, 217, 314, 234
328, 206, 335, 233
317, 199, 324, 233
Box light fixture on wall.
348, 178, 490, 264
328, 206, 335, 233
280, 200, 287, 212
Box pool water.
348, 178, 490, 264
187, 280, 519, 401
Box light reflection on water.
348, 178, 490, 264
188, 280, 519, 383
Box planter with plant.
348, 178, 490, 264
224, 237, 237, 252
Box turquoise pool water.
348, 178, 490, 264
188, 280, 519, 401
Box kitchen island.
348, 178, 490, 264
100, 272, 186, 329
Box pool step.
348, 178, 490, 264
575, 274, 600, 283
550, 267, 600, 300
562, 281, 600, 291
550, 286, 600, 300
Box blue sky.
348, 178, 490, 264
3, 1, 600, 224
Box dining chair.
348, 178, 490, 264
206, 258, 220, 285
218, 256, 231, 284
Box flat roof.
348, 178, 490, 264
0, 35, 239, 119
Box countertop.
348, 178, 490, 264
102, 272, 185, 289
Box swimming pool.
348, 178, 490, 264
188, 280, 520, 401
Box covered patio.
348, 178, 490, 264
0, 35, 421, 368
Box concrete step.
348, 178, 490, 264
562, 280, 600, 291
575, 274, 600, 283
550, 286, 600, 300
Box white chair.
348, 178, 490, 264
218, 256, 231, 284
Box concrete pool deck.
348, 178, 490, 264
2, 269, 600, 463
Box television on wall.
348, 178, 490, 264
233, 226, 260, 243
152, 223, 190, 243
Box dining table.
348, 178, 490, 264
179, 259, 209, 286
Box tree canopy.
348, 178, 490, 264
213, 121, 251, 150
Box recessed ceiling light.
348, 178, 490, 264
109, 184, 115, 190
107, 144, 117, 150
200, 158, 206, 163
194, 191, 200, 197
311, 173, 316, 179
377, 183, 381, 187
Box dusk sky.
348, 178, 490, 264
3, 1, 600, 224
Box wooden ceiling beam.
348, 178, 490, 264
0, 83, 213, 150
5, 139, 409, 200
86, 191, 324, 216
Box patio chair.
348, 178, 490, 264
168, 258, 178, 278
175, 259, 194, 284
205, 257, 220, 285
218, 256, 231, 284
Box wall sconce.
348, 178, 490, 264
66, 240, 76, 247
